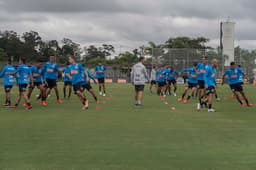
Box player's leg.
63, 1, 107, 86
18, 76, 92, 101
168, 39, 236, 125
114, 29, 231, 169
178, 86, 188, 102
63, 83, 67, 98
22, 91, 32, 109
239, 91, 253, 106
173, 81, 177, 96
68, 84, 72, 99
27, 84, 35, 100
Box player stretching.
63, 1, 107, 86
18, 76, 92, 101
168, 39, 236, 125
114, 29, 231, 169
43, 56, 63, 104
81, 67, 98, 103
149, 66, 157, 93
66, 56, 89, 110
27, 59, 47, 106
131, 57, 149, 106
95, 62, 106, 96
11, 58, 33, 109
0, 59, 16, 107
178, 63, 198, 103
222, 62, 252, 107
203, 59, 218, 112
62, 63, 72, 99
165, 65, 178, 96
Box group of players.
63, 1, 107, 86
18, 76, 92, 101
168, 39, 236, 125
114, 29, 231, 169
0, 56, 107, 110
131, 56, 253, 112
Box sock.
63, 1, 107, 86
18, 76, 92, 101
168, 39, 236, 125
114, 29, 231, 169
182, 93, 185, 98
208, 104, 212, 109
94, 96, 98, 101
245, 98, 249, 105
27, 103, 31, 106
174, 87, 177, 93
186, 96, 191, 100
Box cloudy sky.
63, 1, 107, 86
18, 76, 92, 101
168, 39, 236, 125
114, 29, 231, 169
1, 0, 256, 50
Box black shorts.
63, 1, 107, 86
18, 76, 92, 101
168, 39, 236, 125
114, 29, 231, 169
82, 84, 92, 91
230, 83, 243, 92
188, 82, 197, 89
151, 80, 156, 85
168, 79, 176, 85
157, 82, 166, 87
34, 82, 43, 87
46, 79, 57, 89
206, 86, 215, 95
73, 82, 83, 93
19, 84, 28, 92
64, 81, 72, 86
135, 85, 145, 92
97, 78, 105, 84
197, 80, 205, 89
4, 85, 13, 93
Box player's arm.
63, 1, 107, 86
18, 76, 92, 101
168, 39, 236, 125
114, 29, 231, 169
87, 70, 97, 84
0, 67, 6, 77
221, 73, 226, 85
130, 67, 134, 85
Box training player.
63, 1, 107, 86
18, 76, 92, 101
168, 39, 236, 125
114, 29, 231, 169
81, 66, 98, 103
203, 59, 218, 112
42, 56, 63, 104
27, 58, 47, 106
0, 59, 16, 107
11, 58, 33, 109
222, 62, 252, 107
196, 56, 209, 110
95, 62, 106, 96
131, 57, 149, 106
66, 56, 89, 110
178, 62, 198, 103
156, 66, 167, 97
165, 65, 178, 96
62, 63, 72, 99
149, 66, 157, 93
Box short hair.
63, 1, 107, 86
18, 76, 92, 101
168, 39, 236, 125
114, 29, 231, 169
139, 56, 145, 62
230, 62, 235, 66
20, 58, 26, 64
36, 57, 44, 63
7, 58, 12, 64
193, 62, 198, 67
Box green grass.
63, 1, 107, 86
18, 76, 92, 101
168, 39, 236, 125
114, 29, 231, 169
0, 83, 256, 170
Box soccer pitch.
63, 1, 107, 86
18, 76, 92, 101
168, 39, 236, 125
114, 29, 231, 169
0, 83, 256, 170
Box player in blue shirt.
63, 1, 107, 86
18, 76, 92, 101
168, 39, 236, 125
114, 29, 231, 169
222, 62, 252, 107
196, 56, 209, 110
81, 65, 98, 103
11, 58, 33, 110
95, 63, 106, 96
202, 59, 218, 112
62, 63, 72, 99
27, 58, 47, 106
178, 63, 198, 103
43, 56, 63, 104
156, 66, 167, 96
0, 59, 16, 107
165, 65, 179, 97
66, 56, 89, 110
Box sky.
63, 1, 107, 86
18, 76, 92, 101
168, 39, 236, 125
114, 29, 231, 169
1, 0, 256, 51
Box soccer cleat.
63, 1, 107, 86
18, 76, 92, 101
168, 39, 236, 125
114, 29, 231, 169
178, 98, 183, 102
183, 99, 189, 104
231, 95, 236, 98
41, 101, 47, 106
23, 103, 27, 107
82, 101, 89, 110
99, 92, 102, 96
10, 105, 17, 109
173, 93, 177, 97
26, 105, 33, 110
208, 109, 216, 112
197, 103, 201, 111
57, 100, 63, 104
216, 98, 221, 102
96, 100, 100, 104
241, 104, 247, 107
103, 93, 106, 97
247, 103, 253, 107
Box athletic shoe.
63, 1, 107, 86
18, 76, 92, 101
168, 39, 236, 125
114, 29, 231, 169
163, 94, 166, 98
216, 98, 221, 102
10, 105, 17, 109
57, 100, 63, 104
82, 101, 89, 110
178, 98, 183, 102
99, 92, 102, 96
26, 105, 33, 110
208, 109, 216, 112
183, 99, 189, 104
103, 93, 106, 97
241, 104, 247, 107
96, 100, 100, 104
231, 95, 236, 98
247, 103, 253, 107
174, 93, 177, 97
197, 103, 201, 111
41, 101, 47, 106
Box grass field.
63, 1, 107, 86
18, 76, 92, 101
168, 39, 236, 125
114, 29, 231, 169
0, 83, 256, 170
